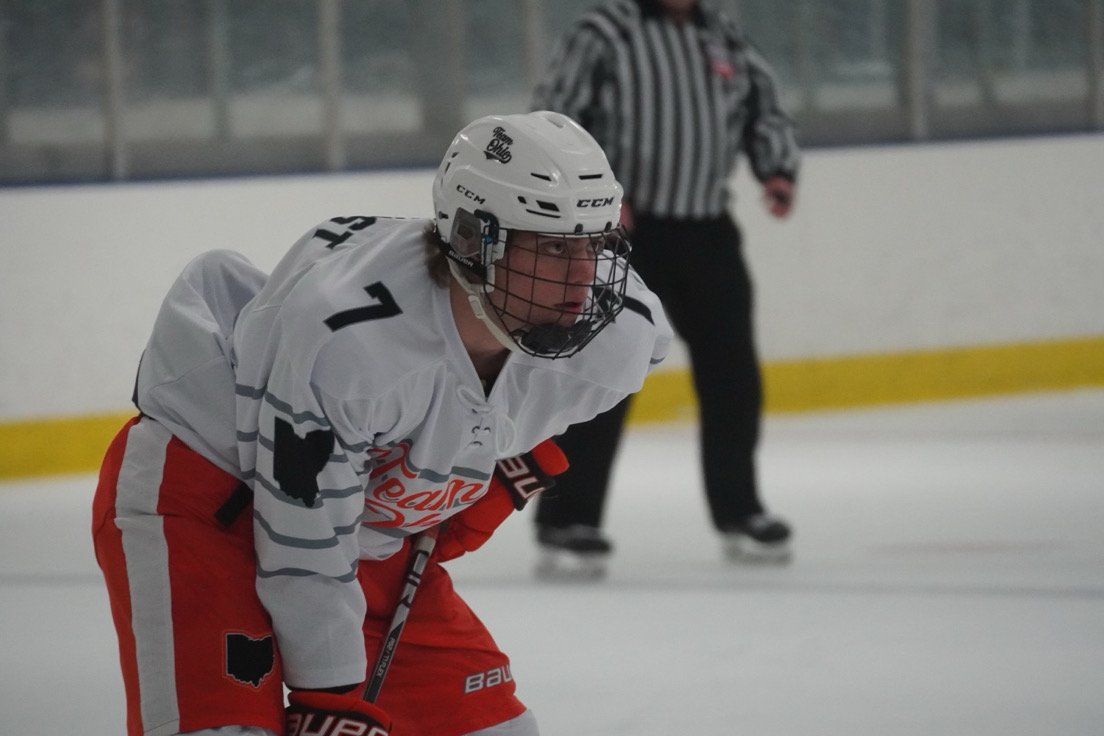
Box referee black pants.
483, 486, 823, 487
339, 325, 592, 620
535, 214, 765, 533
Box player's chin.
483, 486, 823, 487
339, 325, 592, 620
551, 303, 585, 326
525, 310, 578, 330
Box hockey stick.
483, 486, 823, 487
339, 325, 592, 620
362, 524, 442, 704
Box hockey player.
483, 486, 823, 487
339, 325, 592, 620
92, 111, 671, 736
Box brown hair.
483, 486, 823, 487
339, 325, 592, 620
423, 223, 451, 287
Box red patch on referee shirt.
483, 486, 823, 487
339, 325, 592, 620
705, 34, 735, 79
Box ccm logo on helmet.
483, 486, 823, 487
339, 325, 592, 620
456, 185, 486, 205
577, 197, 616, 207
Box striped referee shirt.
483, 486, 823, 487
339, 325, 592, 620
532, 0, 800, 220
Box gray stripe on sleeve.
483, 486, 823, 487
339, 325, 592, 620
256, 561, 360, 583
253, 509, 361, 550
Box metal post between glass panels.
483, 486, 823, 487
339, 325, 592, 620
0, 7, 9, 147
904, 0, 933, 141
208, 0, 231, 141
1090, 0, 1104, 128
413, 0, 466, 142
100, 0, 126, 179
796, 0, 817, 113
521, 0, 545, 94
320, 0, 343, 170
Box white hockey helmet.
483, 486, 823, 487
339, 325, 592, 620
432, 111, 631, 359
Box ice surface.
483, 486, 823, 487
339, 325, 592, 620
3, 390, 1103, 735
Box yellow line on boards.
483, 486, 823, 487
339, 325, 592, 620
3, 336, 1103, 482
0, 411, 136, 481
630, 335, 1104, 420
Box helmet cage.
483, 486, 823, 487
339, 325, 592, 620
441, 207, 631, 359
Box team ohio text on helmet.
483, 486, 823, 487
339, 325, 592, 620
431, 111, 631, 359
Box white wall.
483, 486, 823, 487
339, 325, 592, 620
736, 134, 1104, 361
2, 134, 1103, 421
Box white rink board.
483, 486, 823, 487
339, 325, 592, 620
2, 134, 1103, 420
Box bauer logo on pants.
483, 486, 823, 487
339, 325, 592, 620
225, 632, 275, 687
464, 664, 513, 694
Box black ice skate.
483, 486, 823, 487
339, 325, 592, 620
722, 513, 792, 564
535, 525, 612, 580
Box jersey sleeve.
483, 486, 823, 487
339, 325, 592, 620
531, 20, 616, 147
729, 24, 801, 181
250, 345, 377, 690
626, 265, 673, 372
134, 249, 268, 476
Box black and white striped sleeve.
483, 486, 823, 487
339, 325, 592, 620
734, 31, 801, 182
531, 22, 614, 138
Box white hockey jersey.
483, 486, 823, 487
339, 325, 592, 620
134, 216, 671, 689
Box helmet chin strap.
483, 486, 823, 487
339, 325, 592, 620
447, 260, 522, 354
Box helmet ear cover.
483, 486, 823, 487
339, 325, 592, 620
443, 208, 505, 287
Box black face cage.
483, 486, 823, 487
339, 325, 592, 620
494, 227, 631, 358
443, 211, 632, 359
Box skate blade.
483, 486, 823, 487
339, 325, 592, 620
535, 549, 609, 581
723, 537, 793, 565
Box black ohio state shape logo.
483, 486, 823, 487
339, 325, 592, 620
225, 632, 275, 688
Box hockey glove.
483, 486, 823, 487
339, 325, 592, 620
435, 438, 568, 562
286, 689, 392, 736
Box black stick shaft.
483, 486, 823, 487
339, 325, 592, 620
362, 526, 441, 703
